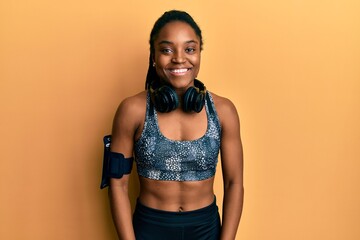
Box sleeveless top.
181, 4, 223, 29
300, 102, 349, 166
134, 92, 221, 181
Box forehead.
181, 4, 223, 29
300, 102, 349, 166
155, 21, 199, 43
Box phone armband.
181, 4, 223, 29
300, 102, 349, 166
100, 135, 133, 189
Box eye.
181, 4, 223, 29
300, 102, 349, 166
185, 47, 196, 53
160, 48, 173, 54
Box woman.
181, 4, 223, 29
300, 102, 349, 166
106, 10, 244, 240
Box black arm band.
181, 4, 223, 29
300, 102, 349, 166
100, 135, 134, 189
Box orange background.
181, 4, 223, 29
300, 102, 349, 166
1, 0, 360, 239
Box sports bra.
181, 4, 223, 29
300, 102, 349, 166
134, 91, 221, 181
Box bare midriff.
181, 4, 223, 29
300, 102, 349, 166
138, 176, 215, 212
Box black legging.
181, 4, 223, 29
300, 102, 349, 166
133, 197, 221, 240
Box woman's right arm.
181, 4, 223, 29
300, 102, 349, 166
109, 176, 135, 239
108, 96, 142, 240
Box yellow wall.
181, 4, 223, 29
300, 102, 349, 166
1, 0, 359, 239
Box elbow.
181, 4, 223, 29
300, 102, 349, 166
223, 180, 244, 193
223, 176, 243, 189
109, 177, 129, 194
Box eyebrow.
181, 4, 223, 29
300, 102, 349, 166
158, 40, 199, 45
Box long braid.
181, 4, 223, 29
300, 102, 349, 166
145, 54, 159, 90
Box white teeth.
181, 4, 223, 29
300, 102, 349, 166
170, 68, 188, 73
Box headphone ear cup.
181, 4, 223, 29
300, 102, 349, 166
183, 87, 196, 112
153, 85, 179, 113
183, 86, 205, 113
193, 93, 205, 113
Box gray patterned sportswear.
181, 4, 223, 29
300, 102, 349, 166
134, 91, 221, 181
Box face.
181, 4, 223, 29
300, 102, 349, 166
153, 21, 201, 91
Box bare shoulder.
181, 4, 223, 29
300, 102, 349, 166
209, 92, 239, 125
116, 91, 147, 114
113, 91, 147, 130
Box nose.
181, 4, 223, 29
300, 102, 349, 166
171, 51, 186, 63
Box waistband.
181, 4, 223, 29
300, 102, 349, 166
134, 196, 219, 226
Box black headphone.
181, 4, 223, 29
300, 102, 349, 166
149, 79, 207, 113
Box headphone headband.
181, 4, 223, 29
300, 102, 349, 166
149, 79, 207, 113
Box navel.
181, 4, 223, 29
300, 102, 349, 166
178, 206, 183, 212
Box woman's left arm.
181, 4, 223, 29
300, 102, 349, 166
217, 96, 244, 240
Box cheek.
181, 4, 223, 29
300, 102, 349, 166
153, 59, 165, 75
193, 56, 201, 76
191, 53, 201, 65
155, 66, 165, 78
155, 54, 169, 68
192, 57, 201, 71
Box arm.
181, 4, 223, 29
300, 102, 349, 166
218, 98, 244, 240
108, 97, 141, 240
109, 176, 134, 240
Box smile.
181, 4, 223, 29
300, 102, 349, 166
168, 68, 191, 75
